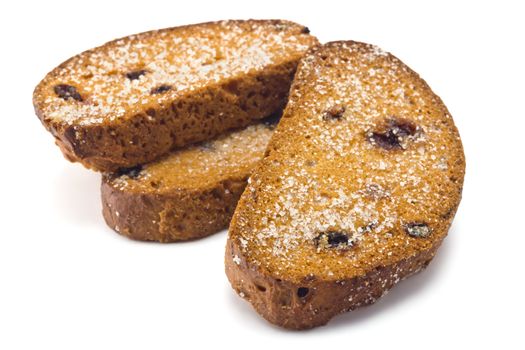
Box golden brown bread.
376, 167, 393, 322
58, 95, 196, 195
102, 121, 275, 242
33, 20, 318, 172
225, 41, 465, 329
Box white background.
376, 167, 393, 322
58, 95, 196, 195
1, 0, 523, 348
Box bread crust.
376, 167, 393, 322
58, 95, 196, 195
33, 20, 318, 172
102, 175, 247, 242
226, 233, 443, 329
225, 41, 465, 329
101, 123, 274, 242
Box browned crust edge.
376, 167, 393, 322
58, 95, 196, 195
225, 236, 443, 330
101, 174, 249, 242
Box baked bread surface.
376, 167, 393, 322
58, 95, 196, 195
225, 41, 465, 329
102, 123, 274, 242
34, 20, 317, 171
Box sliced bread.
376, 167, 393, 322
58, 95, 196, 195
225, 41, 465, 329
102, 119, 276, 242
33, 20, 318, 172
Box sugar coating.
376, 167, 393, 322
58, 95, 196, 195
108, 124, 273, 192
230, 42, 465, 282
37, 20, 313, 126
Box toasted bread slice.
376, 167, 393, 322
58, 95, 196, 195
102, 119, 276, 242
33, 20, 318, 172
225, 41, 465, 329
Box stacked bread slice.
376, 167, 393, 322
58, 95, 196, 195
102, 119, 277, 242
33, 19, 318, 241
33, 21, 464, 329
33, 20, 317, 172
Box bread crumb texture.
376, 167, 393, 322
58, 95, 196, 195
226, 41, 465, 328
101, 123, 274, 242
33, 20, 317, 171
36, 20, 313, 125
105, 123, 273, 192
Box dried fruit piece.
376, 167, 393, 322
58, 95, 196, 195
314, 231, 352, 249
126, 69, 147, 80
404, 222, 431, 238
54, 84, 83, 102
368, 117, 418, 150
322, 105, 346, 120
151, 84, 172, 94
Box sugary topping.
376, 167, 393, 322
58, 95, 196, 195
107, 124, 273, 192
36, 20, 315, 126
231, 42, 465, 281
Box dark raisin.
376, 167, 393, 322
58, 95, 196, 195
262, 112, 283, 128
151, 84, 172, 94
297, 287, 309, 298
404, 222, 431, 238
323, 105, 346, 120
368, 117, 417, 150
314, 231, 351, 249
126, 69, 147, 80
301, 26, 310, 34
54, 84, 83, 102
117, 165, 143, 178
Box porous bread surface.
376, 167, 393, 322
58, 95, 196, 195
226, 41, 465, 329
34, 19, 318, 172
102, 123, 273, 242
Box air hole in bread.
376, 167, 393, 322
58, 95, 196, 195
223, 80, 240, 95
149, 181, 160, 189
297, 287, 309, 298
146, 108, 156, 117
255, 284, 266, 292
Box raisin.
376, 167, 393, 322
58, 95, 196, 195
54, 84, 83, 102
117, 165, 143, 178
368, 117, 417, 150
301, 27, 310, 34
323, 105, 346, 120
404, 222, 431, 238
297, 287, 309, 298
126, 69, 147, 80
151, 84, 172, 94
314, 231, 352, 249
